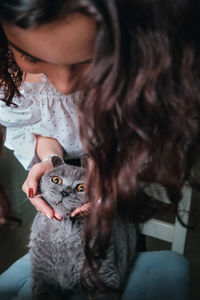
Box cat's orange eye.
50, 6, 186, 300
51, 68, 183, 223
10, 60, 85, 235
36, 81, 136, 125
76, 184, 87, 192
51, 176, 62, 185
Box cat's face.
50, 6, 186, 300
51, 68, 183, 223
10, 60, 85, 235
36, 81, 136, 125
40, 164, 87, 217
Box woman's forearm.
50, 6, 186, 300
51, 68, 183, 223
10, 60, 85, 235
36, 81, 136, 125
35, 135, 63, 161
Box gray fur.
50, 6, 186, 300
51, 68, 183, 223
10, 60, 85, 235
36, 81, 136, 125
29, 162, 136, 300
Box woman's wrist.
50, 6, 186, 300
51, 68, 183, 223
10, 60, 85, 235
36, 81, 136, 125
42, 154, 64, 163
35, 135, 63, 162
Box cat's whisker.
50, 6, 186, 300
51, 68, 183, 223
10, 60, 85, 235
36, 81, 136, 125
3, 189, 27, 193
12, 197, 30, 209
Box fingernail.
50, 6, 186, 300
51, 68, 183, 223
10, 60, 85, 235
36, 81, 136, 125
47, 215, 52, 219
28, 188, 34, 198
53, 216, 62, 221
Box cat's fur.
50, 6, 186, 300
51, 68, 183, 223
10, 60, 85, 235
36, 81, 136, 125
29, 157, 136, 300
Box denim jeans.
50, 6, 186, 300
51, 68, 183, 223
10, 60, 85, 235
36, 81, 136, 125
0, 250, 189, 300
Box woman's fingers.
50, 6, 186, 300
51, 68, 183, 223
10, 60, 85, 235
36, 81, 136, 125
29, 195, 54, 219
29, 194, 62, 220
22, 161, 62, 220
71, 202, 91, 218
22, 161, 51, 196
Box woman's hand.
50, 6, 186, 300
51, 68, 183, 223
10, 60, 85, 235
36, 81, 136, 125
22, 160, 62, 220
23, 160, 90, 220
71, 202, 91, 218
23, 135, 64, 220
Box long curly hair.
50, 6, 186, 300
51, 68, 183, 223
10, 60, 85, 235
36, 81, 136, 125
0, 0, 200, 283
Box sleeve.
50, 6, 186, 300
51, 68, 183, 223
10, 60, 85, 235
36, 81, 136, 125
4, 120, 58, 170
5, 127, 40, 170
0, 85, 45, 170
0, 94, 41, 128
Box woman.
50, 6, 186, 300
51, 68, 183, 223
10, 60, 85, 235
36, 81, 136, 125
0, 0, 196, 299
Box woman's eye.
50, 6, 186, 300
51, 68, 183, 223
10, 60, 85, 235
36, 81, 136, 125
51, 176, 62, 185
21, 54, 40, 65
76, 184, 87, 192
70, 59, 92, 70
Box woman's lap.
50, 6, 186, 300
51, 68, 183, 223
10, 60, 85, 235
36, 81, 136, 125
0, 253, 32, 300
122, 250, 189, 300
0, 250, 189, 300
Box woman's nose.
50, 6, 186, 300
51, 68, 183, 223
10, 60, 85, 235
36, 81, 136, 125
46, 66, 78, 95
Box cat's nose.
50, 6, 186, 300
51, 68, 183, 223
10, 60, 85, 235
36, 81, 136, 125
61, 191, 69, 197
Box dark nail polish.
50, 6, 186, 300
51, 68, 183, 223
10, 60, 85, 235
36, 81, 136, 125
29, 188, 34, 198
53, 216, 62, 221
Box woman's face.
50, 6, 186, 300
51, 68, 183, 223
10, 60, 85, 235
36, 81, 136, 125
2, 13, 96, 95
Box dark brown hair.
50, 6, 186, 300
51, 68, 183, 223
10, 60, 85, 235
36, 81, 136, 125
79, 0, 200, 262
0, 0, 200, 283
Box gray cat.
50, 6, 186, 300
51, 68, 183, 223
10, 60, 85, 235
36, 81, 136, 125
29, 156, 136, 300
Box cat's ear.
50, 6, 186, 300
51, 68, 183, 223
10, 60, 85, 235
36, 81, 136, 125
80, 155, 88, 169
51, 156, 64, 167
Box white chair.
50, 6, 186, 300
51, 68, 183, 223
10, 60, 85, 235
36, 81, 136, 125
140, 184, 192, 254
